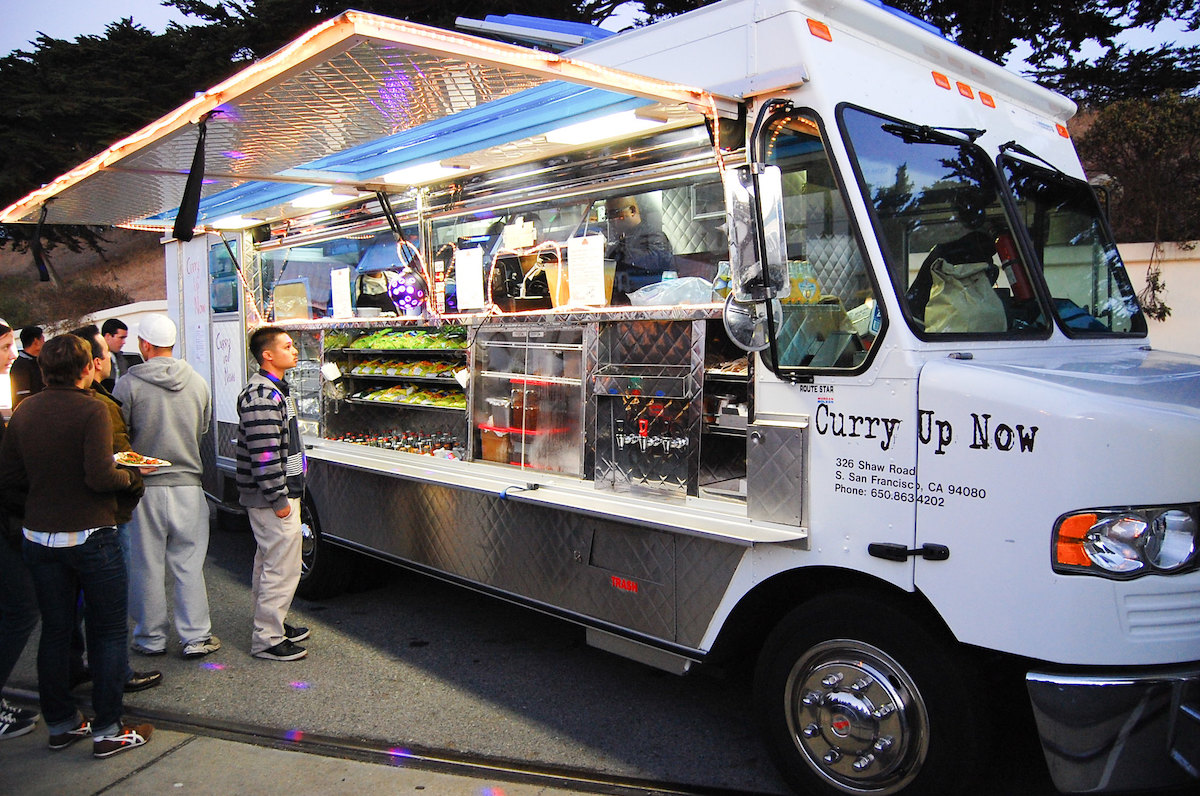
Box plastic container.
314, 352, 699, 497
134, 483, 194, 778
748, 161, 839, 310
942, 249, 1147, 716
480, 428, 510, 462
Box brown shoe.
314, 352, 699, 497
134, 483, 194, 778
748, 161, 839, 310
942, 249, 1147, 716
48, 719, 91, 750
93, 723, 152, 758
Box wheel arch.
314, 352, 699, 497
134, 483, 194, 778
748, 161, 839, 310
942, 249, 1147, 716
705, 566, 957, 668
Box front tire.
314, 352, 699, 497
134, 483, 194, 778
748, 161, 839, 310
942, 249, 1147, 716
754, 591, 988, 795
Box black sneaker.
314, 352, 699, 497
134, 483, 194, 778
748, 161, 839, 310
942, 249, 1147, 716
0, 700, 37, 741
48, 719, 91, 750
253, 639, 307, 661
284, 623, 310, 642
0, 699, 38, 724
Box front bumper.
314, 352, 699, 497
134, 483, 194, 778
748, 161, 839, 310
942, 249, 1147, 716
1026, 665, 1200, 793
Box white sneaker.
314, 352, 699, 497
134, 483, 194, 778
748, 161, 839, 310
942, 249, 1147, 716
181, 635, 222, 659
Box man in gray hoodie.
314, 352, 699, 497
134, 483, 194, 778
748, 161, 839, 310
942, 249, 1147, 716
112, 314, 220, 659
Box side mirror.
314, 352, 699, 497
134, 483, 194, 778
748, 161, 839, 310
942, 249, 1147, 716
722, 294, 782, 353
722, 164, 788, 302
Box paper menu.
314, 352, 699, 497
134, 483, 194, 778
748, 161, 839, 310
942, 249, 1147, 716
455, 246, 486, 310
566, 234, 607, 305
330, 267, 353, 318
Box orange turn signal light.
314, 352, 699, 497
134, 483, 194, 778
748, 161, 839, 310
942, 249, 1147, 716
932, 71, 951, 90
807, 19, 832, 41
1055, 513, 1097, 567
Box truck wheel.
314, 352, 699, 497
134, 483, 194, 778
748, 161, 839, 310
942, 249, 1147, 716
754, 592, 987, 796
296, 497, 354, 600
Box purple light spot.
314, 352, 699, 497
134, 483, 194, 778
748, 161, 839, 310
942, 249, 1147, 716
369, 69, 418, 128
289, 680, 310, 690
202, 662, 225, 671
222, 150, 248, 160
201, 178, 219, 185
285, 729, 304, 742
479, 788, 508, 796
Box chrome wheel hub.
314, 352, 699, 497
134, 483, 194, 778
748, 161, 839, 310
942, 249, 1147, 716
785, 640, 928, 794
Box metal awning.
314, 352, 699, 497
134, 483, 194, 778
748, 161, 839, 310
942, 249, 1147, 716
0, 11, 732, 231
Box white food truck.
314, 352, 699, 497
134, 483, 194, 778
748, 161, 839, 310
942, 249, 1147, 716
4, 2, 1197, 794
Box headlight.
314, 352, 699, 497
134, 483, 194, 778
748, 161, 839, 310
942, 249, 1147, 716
1053, 505, 1200, 579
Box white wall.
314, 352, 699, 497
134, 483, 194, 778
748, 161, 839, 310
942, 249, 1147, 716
1120, 241, 1200, 356
83, 300, 170, 357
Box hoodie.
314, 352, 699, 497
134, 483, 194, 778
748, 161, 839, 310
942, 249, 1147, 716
112, 356, 212, 486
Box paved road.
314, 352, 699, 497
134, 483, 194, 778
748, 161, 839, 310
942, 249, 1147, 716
6, 519, 1066, 795
7, 521, 788, 793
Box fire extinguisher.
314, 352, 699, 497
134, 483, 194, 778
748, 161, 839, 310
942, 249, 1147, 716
995, 232, 1034, 301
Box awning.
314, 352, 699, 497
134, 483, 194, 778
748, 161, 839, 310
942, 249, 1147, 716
1, 11, 732, 231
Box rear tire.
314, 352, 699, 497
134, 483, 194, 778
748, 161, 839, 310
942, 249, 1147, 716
295, 496, 354, 599
753, 591, 989, 795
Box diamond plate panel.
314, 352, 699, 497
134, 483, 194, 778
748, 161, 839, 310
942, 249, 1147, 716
594, 320, 704, 497
676, 534, 746, 647
807, 235, 869, 301
661, 183, 727, 256
308, 458, 746, 647
747, 422, 806, 526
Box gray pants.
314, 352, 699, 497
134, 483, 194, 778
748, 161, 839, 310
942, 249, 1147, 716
129, 485, 213, 650
248, 499, 302, 654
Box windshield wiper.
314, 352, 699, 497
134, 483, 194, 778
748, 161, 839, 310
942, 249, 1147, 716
881, 122, 985, 145
999, 140, 1068, 178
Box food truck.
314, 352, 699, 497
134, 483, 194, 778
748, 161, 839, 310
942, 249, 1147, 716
3, 2, 1198, 793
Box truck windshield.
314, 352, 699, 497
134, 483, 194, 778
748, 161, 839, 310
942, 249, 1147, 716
840, 106, 1049, 337
1000, 157, 1146, 335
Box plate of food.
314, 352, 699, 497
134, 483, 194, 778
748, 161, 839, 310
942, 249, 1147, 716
114, 451, 171, 468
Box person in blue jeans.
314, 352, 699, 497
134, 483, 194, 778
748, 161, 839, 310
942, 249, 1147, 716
0, 335, 152, 758
0, 318, 41, 740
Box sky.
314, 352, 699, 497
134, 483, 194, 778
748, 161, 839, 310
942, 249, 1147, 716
0, 0, 191, 54
0, 1, 1196, 71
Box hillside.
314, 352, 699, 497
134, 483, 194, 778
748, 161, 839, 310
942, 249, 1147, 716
0, 228, 167, 322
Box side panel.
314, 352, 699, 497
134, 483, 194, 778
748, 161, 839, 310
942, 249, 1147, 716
307, 460, 745, 649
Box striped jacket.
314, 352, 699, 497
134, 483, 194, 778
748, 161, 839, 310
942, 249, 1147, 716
235, 371, 305, 511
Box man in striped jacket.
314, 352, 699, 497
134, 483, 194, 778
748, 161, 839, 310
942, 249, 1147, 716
235, 327, 311, 662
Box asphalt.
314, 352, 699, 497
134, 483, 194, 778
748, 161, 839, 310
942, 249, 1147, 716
0, 688, 642, 796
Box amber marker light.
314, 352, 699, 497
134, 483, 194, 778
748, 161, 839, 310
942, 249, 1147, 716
807, 19, 833, 41
980, 92, 996, 108
1056, 123, 1070, 138
1054, 513, 1097, 568
932, 72, 951, 90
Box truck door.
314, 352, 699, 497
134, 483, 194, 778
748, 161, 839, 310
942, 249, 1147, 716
835, 105, 1053, 608
746, 107, 920, 580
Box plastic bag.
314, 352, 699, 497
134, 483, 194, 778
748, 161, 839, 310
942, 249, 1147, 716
628, 277, 714, 306
924, 259, 1006, 333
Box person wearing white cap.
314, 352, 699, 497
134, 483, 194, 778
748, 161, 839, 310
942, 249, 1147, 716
111, 314, 219, 660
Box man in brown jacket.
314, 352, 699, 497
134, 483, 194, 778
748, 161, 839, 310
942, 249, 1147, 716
70, 325, 162, 693
0, 335, 154, 759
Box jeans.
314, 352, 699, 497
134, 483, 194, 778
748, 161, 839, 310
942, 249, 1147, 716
0, 534, 39, 691
24, 529, 128, 737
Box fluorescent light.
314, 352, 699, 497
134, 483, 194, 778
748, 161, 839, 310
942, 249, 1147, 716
382, 162, 464, 186
543, 110, 666, 146
209, 214, 260, 230
290, 188, 369, 209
